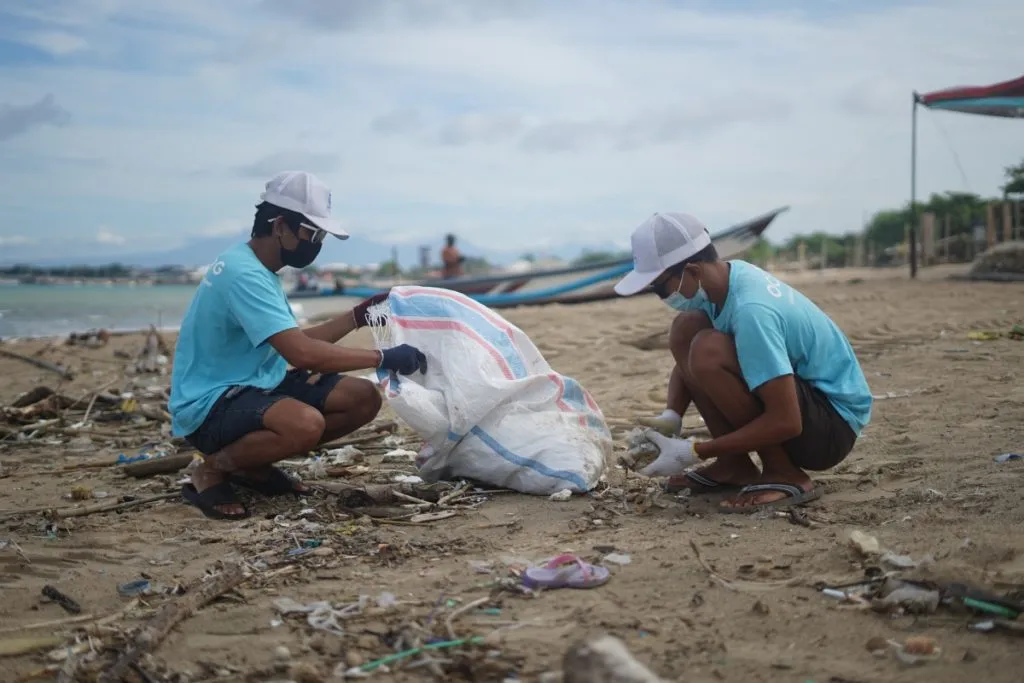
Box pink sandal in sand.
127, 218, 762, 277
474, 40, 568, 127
521, 553, 611, 590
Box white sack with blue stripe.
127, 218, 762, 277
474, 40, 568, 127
368, 286, 611, 495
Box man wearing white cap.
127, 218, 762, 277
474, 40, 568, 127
170, 171, 426, 519
615, 213, 872, 512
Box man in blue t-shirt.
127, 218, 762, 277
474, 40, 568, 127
614, 212, 872, 513
170, 171, 426, 520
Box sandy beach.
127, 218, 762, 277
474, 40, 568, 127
2, 265, 1023, 682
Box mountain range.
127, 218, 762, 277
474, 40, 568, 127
5, 233, 628, 269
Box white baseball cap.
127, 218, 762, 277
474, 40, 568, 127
614, 212, 712, 296
260, 170, 349, 240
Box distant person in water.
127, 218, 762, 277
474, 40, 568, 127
441, 233, 466, 279
169, 171, 426, 520
614, 212, 872, 513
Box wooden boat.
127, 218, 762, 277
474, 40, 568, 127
292, 206, 788, 309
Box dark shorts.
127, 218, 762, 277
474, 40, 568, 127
185, 369, 343, 456
782, 377, 858, 471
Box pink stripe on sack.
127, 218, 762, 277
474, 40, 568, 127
547, 373, 588, 427
397, 286, 517, 338
394, 317, 516, 381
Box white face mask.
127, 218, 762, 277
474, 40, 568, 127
663, 273, 708, 312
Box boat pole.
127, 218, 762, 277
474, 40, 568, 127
909, 92, 919, 279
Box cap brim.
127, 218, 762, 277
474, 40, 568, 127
304, 214, 349, 240
614, 269, 661, 296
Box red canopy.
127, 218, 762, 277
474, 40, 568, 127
916, 74, 1024, 118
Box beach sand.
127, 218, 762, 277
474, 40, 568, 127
1, 265, 1023, 682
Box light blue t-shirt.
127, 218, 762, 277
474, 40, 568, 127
169, 244, 298, 437
711, 260, 872, 435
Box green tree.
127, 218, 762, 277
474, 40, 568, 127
1003, 159, 1024, 196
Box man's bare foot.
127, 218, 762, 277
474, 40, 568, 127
665, 454, 760, 493
191, 461, 246, 517
718, 469, 815, 510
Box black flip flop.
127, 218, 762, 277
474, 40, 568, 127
229, 466, 311, 498
719, 483, 823, 514
181, 482, 251, 520
663, 470, 744, 495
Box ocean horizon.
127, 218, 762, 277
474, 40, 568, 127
0, 282, 360, 339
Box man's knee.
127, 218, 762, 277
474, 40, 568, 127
326, 377, 382, 422
688, 329, 736, 380
668, 311, 712, 365
354, 379, 383, 420
278, 403, 326, 452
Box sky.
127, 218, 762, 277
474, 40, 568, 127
0, 0, 1022, 263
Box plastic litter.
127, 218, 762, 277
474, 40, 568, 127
117, 579, 151, 597
548, 489, 573, 502
995, 453, 1023, 463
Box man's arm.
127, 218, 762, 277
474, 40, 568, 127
269, 328, 382, 373
693, 375, 802, 459
303, 291, 392, 344
693, 304, 802, 459
303, 311, 358, 344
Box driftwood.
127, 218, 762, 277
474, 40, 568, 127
53, 492, 180, 520
0, 492, 179, 521
11, 386, 55, 408
121, 453, 194, 478
319, 481, 450, 506
98, 563, 246, 683
0, 347, 74, 380
563, 635, 669, 683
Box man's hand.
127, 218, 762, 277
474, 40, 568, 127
380, 344, 427, 375
638, 430, 699, 477
352, 290, 391, 329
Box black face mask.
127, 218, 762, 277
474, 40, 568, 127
279, 226, 322, 269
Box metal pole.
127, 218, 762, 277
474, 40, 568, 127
909, 93, 919, 279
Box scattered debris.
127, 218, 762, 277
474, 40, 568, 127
848, 530, 881, 556
41, 585, 82, 615
562, 634, 669, 683
0, 346, 74, 380
548, 489, 573, 502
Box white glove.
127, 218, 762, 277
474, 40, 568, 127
637, 429, 698, 478
637, 409, 682, 436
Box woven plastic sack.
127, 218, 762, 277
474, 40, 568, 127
368, 286, 611, 495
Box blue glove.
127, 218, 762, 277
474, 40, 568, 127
379, 344, 427, 375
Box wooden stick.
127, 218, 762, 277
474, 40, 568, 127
121, 453, 194, 478
98, 564, 246, 683
445, 597, 489, 640
53, 492, 179, 520
0, 493, 178, 520
0, 348, 74, 380
82, 378, 121, 425
320, 430, 392, 449
10, 386, 55, 408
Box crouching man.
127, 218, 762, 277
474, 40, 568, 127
614, 212, 872, 512
170, 171, 425, 519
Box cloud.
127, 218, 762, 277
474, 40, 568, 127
194, 219, 245, 237
0, 94, 71, 142
0, 235, 33, 247
22, 31, 89, 56
95, 229, 126, 246
260, 0, 535, 32
0, 0, 1022, 262
234, 152, 341, 179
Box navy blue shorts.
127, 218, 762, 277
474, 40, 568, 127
185, 369, 343, 455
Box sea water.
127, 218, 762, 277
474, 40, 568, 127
0, 283, 359, 338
